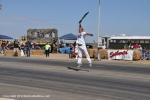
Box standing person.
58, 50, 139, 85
13, 39, 20, 56
44, 42, 51, 58
25, 41, 32, 57
13, 39, 20, 52
20, 43, 25, 56
76, 24, 93, 68
1, 41, 6, 55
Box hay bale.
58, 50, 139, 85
31, 50, 44, 55
81, 48, 108, 59
93, 49, 108, 59
88, 49, 95, 58
4, 50, 20, 57
4, 50, 14, 56
99, 49, 108, 59
133, 49, 142, 60
13, 51, 19, 56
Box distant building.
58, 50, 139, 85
27, 28, 58, 52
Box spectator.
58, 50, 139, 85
13, 39, 20, 56
1, 41, 6, 55
20, 43, 25, 56
133, 43, 140, 49
25, 41, 32, 57
44, 42, 51, 58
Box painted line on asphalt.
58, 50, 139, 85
0, 98, 16, 100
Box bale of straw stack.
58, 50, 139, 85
4, 50, 20, 57
99, 49, 108, 59
133, 49, 142, 60
92, 49, 108, 59
31, 50, 44, 55
87, 49, 95, 58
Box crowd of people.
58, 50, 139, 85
0, 40, 41, 57
0, 22, 94, 68
129, 43, 142, 50
0, 39, 56, 58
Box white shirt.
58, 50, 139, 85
76, 31, 86, 46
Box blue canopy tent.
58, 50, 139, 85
59, 33, 77, 54
0, 35, 13, 40
59, 33, 77, 40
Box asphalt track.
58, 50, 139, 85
0, 56, 150, 100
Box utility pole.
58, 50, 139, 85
98, 0, 100, 41
0, 4, 2, 10
97, 0, 101, 61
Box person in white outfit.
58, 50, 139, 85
76, 24, 93, 68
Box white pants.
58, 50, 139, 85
77, 45, 92, 64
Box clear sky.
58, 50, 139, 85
0, 0, 150, 42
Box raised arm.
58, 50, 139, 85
79, 24, 84, 33
79, 23, 93, 36
86, 33, 93, 36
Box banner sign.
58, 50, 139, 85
108, 50, 134, 60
